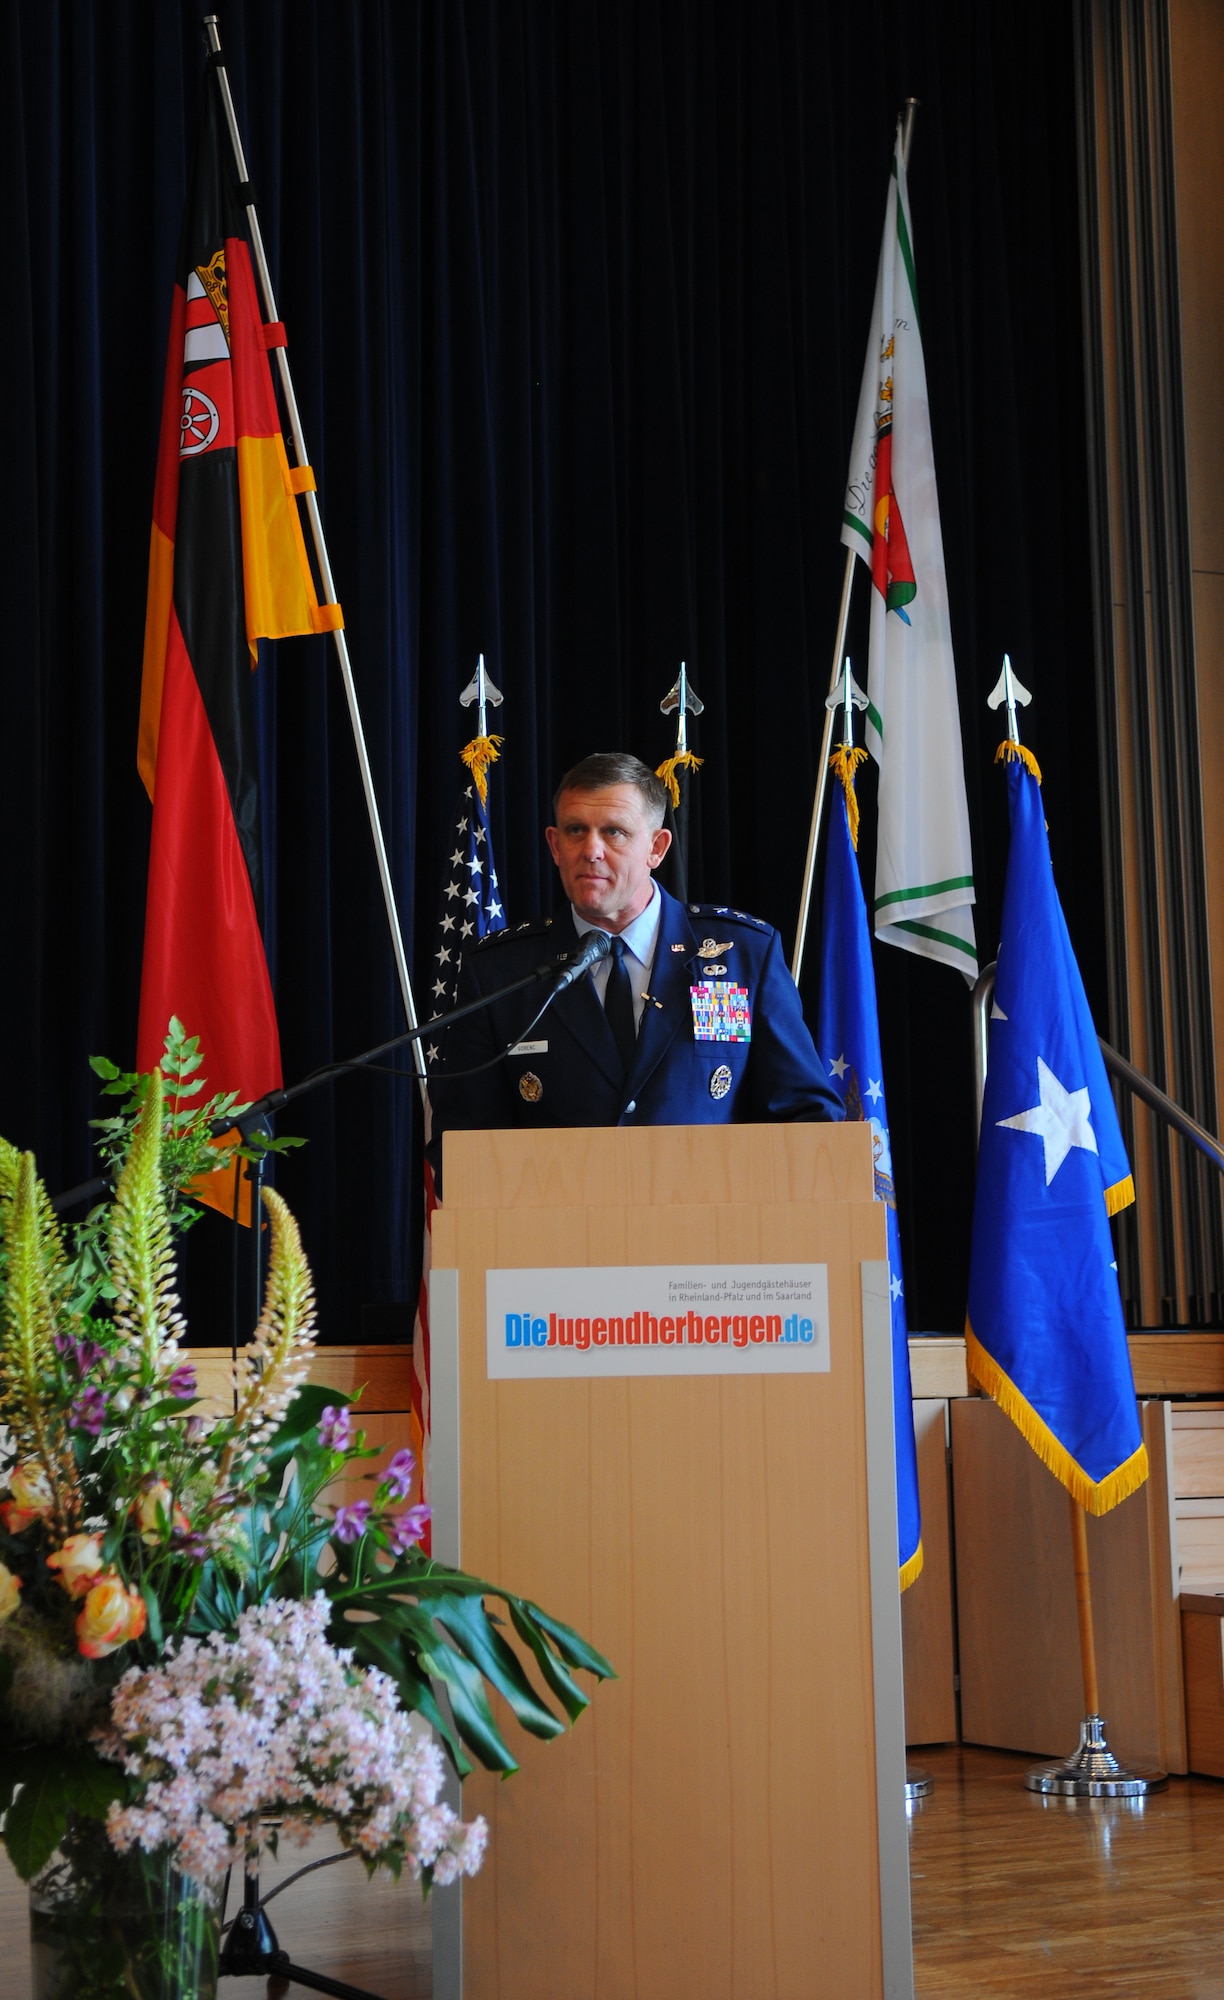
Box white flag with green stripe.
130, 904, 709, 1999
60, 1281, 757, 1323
840, 131, 977, 977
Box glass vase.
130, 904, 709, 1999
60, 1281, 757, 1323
28, 1814, 221, 2000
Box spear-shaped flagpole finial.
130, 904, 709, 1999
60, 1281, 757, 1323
986, 653, 1032, 747
660, 661, 705, 757
825, 656, 869, 750
458, 654, 505, 806
824, 658, 870, 849
459, 653, 504, 741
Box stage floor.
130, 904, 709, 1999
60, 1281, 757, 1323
910, 1743, 1224, 1998
4, 1743, 1224, 1996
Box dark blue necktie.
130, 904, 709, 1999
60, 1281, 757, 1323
605, 934, 637, 1077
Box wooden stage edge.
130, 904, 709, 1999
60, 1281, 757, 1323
909, 1332, 1224, 1401
181, 1330, 1224, 1415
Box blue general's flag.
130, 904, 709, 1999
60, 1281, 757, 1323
967, 750, 1145, 1513
817, 769, 922, 1586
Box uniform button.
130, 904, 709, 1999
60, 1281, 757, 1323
625, 1100, 636, 1114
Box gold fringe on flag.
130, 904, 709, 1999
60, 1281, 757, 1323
1105, 1173, 1136, 1216
994, 739, 1043, 784
829, 743, 869, 850
964, 1323, 1149, 1514
655, 750, 704, 807
460, 732, 504, 808
899, 1542, 924, 1592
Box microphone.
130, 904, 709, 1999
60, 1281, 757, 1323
538, 928, 612, 994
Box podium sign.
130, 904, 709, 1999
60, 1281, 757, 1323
486, 1260, 831, 1377
430, 1124, 913, 2000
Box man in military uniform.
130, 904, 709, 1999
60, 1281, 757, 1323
428, 752, 842, 1175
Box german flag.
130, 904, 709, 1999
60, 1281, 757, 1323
137, 67, 339, 1218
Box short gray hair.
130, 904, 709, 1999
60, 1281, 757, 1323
552, 753, 668, 828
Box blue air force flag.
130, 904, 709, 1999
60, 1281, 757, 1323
966, 752, 1145, 1514
817, 779, 922, 1586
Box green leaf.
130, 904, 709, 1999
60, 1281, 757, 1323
260, 1384, 353, 1485
507, 1601, 591, 1721
516, 1601, 617, 1681
69, 1748, 126, 1826
140, 1577, 164, 1650
0, 1747, 121, 1881
431, 1593, 567, 1741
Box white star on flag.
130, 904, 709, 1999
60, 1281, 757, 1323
865, 1078, 883, 1104
890, 1272, 903, 1303
424, 751, 507, 1066
997, 1057, 1099, 1186
829, 1052, 849, 1080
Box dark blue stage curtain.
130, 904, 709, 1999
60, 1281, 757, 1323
1, 0, 1098, 1338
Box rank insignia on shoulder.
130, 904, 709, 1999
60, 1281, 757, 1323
709, 1064, 733, 1100
518, 1072, 543, 1103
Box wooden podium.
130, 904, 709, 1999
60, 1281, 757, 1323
428, 1124, 913, 2000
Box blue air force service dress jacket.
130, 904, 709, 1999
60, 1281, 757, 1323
427, 885, 842, 1180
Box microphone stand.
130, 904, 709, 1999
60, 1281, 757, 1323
51, 944, 603, 1213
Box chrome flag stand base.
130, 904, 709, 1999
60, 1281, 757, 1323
904, 1764, 934, 1801
1025, 1714, 1168, 1797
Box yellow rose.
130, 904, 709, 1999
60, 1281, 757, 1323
75, 1574, 148, 1659
46, 1532, 104, 1599
135, 1482, 187, 1546
0, 1563, 22, 1623
1, 1462, 55, 1533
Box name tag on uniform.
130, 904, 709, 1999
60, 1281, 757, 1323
509, 1040, 549, 1056
690, 982, 751, 1042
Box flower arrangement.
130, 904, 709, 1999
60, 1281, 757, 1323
0, 1026, 611, 1979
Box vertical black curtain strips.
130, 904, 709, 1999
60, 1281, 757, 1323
1, 0, 1099, 1339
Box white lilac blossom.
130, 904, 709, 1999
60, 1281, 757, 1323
97, 1595, 488, 1887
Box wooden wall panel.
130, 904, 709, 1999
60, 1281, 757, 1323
952, 1398, 1184, 1770
901, 1400, 958, 1746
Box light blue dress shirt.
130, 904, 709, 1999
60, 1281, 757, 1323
571, 882, 663, 1031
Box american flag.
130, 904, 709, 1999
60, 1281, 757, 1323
422, 778, 506, 1061
411, 761, 507, 1532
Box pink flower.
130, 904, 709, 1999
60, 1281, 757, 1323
46, 1532, 104, 1599
68, 1384, 108, 1435
318, 1405, 353, 1451
76, 1574, 148, 1658
332, 1501, 372, 1544
386, 1505, 430, 1555
382, 1449, 416, 1503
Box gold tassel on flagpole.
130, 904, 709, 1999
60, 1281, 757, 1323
460, 732, 504, 808
995, 739, 1043, 784
655, 749, 704, 808
829, 743, 868, 850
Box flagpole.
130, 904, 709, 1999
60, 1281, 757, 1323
791, 99, 921, 987
202, 17, 427, 1099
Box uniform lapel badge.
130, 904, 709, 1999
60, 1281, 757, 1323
698, 938, 733, 958
518, 1072, 543, 1103
709, 1063, 733, 1100
703, 963, 727, 976
670, 942, 687, 953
